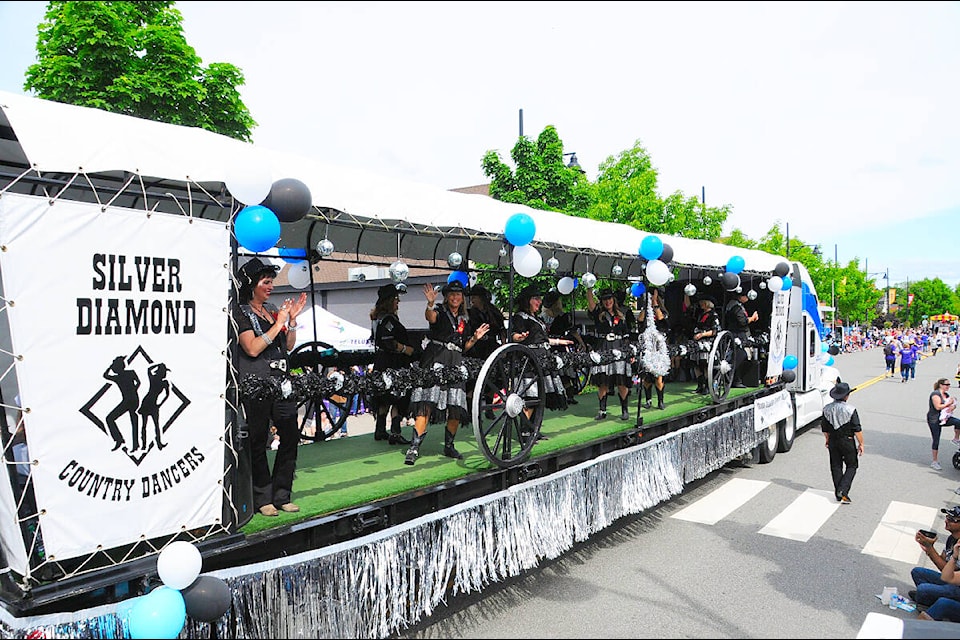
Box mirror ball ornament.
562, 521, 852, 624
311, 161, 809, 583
546, 257, 560, 272
684, 283, 697, 297
611, 264, 623, 277
702, 276, 712, 286
389, 260, 409, 283
499, 245, 508, 257
317, 238, 335, 257
396, 282, 407, 294
447, 252, 463, 268
759, 281, 767, 290
735, 286, 742, 293
747, 289, 758, 300
582, 272, 597, 289
493, 279, 502, 287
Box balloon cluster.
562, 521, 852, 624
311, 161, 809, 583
638, 235, 675, 286
228, 174, 313, 254
126, 541, 232, 638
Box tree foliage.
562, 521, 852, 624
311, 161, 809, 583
894, 278, 959, 326
24, 1, 255, 141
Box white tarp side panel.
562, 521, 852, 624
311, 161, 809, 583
0, 193, 230, 561
294, 305, 374, 352
0, 450, 29, 575
766, 290, 791, 379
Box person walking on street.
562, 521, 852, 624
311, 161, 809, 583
821, 381, 863, 504
926, 378, 960, 470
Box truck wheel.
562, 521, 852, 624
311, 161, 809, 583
777, 417, 795, 453
758, 425, 779, 463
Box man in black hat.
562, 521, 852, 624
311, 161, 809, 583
910, 504, 960, 612
820, 381, 863, 504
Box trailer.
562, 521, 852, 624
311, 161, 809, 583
0, 91, 839, 638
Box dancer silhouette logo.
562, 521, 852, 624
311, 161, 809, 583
79, 347, 191, 464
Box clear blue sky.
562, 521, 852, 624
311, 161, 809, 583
1, 1, 958, 288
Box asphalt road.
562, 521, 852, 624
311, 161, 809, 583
391, 346, 960, 639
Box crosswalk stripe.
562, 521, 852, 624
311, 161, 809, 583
671, 478, 769, 525
862, 501, 939, 564
759, 489, 839, 541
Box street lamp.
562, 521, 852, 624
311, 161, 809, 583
867, 269, 891, 315
563, 152, 583, 171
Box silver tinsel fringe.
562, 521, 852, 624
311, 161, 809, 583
0, 407, 764, 639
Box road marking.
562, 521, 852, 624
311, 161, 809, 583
862, 501, 939, 564
758, 488, 839, 541
671, 478, 769, 525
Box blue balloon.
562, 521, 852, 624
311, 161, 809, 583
781, 276, 793, 290
447, 271, 469, 286
826, 356, 835, 366
783, 354, 798, 370
504, 213, 536, 246
129, 586, 186, 639
639, 235, 664, 260
726, 255, 745, 274
821, 343, 829, 353
278, 247, 307, 264
631, 282, 646, 298
234, 205, 280, 253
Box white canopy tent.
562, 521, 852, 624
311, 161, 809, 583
294, 305, 373, 353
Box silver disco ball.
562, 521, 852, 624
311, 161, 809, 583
735, 286, 742, 293
758, 281, 767, 290
396, 282, 408, 294
389, 260, 409, 283
447, 252, 463, 268
546, 257, 560, 272
582, 272, 597, 289
611, 264, 623, 277
684, 283, 697, 297
703, 276, 712, 286
747, 289, 758, 300
493, 278, 502, 287
499, 245, 508, 257
317, 238, 335, 257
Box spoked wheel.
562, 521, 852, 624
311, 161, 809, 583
471, 343, 546, 468
706, 330, 737, 403
288, 341, 354, 442
575, 365, 591, 395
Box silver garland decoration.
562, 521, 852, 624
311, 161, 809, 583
640, 295, 671, 377
0, 407, 763, 639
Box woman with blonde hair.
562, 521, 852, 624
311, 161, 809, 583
586, 287, 635, 420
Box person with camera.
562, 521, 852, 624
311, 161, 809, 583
820, 381, 863, 504
910, 506, 960, 613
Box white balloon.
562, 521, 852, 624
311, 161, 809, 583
512, 244, 542, 277
287, 263, 312, 289
557, 276, 575, 295
645, 259, 671, 286
157, 541, 202, 590
768, 276, 783, 292
225, 153, 273, 206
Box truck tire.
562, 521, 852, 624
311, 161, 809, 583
777, 417, 795, 453
757, 425, 779, 463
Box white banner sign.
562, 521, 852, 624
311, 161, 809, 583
765, 290, 790, 380
753, 390, 793, 432
0, 194, 230, 561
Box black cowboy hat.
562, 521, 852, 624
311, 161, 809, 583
518, 284, 543, 302
441, 280, 466, 295
696, 294, 717, 306
543, 290, 561, 307
468, 284, 492, 300
829, 381, 851, 400
238, 257, 280, 288
597, 288, 615, 300
376, 283, 403, 302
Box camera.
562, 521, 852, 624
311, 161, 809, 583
919, 529, 938, 540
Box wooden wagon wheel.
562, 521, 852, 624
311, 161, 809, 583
471, 343, 546, 468
706, 330, 737, 403
287, 341, 354, 442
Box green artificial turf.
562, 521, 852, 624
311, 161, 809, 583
240, 380, 754, 534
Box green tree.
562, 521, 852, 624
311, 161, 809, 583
586, 141, 728, 239
24, 1, 255, 141
481, 125, 590, 213
896, 278, 958, 326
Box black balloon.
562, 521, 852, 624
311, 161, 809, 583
262, 178, 312, 223
721, 271, 740, 291
659, 243, 674, 264
828, 345, 840, 356
781, 369, 797, 383
774, 261, 790, 278
181, 575, 231, 623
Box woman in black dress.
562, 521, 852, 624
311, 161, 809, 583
541, 290, 587, 404
586, 287, 635, 420
691, 295, 721, 394
370, 284, 415, 445
405, 280, 489, 465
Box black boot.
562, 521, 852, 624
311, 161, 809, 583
388, 415, 410, 445
620, 395, 630, 421
643, 386, 653, 409
656, 386, 665, 410
374, 412, 389, 441
404, 430, 425, 466
443, 428, 463, 460
595, 395, 608, 420
696, 375, 707, 394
